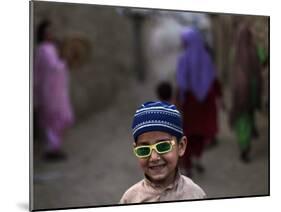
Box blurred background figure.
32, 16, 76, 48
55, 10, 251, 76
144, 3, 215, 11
176, 27, 222, 177
34, 19, 74, 161
156, 81, 173, 103
229, 23, 262, 163
145, 12, 213, 90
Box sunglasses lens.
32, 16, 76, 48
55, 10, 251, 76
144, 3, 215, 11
135, 147, 151, 157
156, 142, 171, 153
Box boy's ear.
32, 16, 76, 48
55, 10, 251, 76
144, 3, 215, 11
133, 142, 137, 148
178, 136, 187, 157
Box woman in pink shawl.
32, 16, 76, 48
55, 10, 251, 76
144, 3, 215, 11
34, 20, 74, 160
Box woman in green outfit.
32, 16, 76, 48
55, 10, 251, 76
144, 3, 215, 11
229, 23, 262, 163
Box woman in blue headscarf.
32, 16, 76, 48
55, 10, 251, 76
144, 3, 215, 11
176, 27, 222, 176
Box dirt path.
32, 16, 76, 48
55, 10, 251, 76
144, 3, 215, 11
32, 77, 269, 210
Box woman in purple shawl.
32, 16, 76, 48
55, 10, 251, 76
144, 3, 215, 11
176, 27, 222, 176
34, 20, 74, 160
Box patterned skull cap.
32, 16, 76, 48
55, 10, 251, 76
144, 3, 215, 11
132, 101, 184, 141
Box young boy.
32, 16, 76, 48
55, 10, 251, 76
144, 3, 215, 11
120, 101, 206, 203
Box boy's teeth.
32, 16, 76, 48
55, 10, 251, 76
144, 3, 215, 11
151, 164, 165, 168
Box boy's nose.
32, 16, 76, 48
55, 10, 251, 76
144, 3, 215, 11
149, 149, 160, 161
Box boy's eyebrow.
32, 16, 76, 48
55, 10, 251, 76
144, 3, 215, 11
156, 138, 172, 142
137, 141, 150, 145
137, 137, 172, 145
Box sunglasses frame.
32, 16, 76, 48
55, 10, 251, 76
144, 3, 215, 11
133, 140, 176, 158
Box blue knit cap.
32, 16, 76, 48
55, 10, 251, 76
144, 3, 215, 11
132, 101, 184, 141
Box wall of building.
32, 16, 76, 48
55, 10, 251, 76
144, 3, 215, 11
33, 1, 135, 121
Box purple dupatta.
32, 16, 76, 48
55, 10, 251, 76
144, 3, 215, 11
176, 27, 216, 102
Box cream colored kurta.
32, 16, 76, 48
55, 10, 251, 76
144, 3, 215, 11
120, 171, 206, 204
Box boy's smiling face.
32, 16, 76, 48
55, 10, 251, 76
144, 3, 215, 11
135, 131, 187, 187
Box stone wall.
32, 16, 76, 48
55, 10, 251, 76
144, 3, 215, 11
32, 1, 135, 121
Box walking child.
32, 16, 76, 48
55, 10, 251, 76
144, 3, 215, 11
34, 20, 74, 160
156, 81, 173, 103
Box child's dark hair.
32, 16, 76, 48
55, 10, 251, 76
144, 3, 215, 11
176, 135, 184, 143
156, 81, 172, 102
36, 19, 51, 44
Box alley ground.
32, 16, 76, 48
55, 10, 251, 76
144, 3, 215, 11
32, 77, 269, 210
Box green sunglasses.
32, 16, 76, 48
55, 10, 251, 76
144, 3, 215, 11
134, 140, 176, 158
